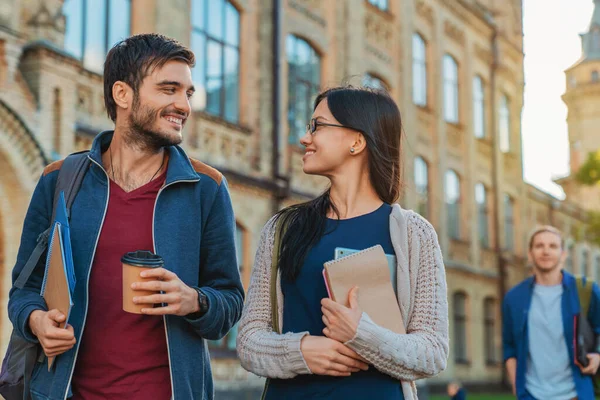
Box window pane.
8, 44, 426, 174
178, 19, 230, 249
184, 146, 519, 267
473, 76, 485, 138
192, 0, 205, 30
63, 0, 83, 59
191, 32, 207, 111
224, 2, 239, 47
414, 157, 428, 192
224, 47, 239, 122
310, 50, 320, 85
445, 171, 460, 203
83, 0, 108, 73
207, 0, 225, 39
499, 95, 510, 152
108, 0, 130, 50
291, 83, 309, 143
475, 183, 485, 205
412, 34, 427, 106
296, 41, 312, 81
444, 55, 458, 122
206, 40, 223, 115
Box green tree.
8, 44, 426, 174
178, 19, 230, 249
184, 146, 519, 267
575, 150, 600, 247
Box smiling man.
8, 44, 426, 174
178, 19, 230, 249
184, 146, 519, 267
7, 34, 244, 399
503, 225, 600, 400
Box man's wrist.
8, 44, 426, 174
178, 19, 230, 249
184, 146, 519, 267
28, 309, 44, 336
190, 286, 200, 313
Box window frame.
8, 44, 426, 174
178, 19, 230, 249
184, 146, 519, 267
414, 156, 429, 219
475, 183, 489, 248
473, 75, 485, 138
191, 0, 241, 123
63, 0, 132, 73
499, 94, 511, 153
483, 297, 497, 364
443, 54, 459, 123
286, 34, 321, 145
453, 291, 469, 364
445, 169, 461, 240
412, 33, 427, 107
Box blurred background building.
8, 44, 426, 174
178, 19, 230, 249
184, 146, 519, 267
0, 0, 598, 397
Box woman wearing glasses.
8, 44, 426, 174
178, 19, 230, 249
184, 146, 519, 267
237, 86, 448, 400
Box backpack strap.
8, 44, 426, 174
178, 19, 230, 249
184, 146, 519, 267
269, 217, 287, 334
576, 275, 593, 317
14, 152, 90, 289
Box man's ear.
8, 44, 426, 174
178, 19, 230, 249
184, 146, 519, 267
112, 81, 132, 112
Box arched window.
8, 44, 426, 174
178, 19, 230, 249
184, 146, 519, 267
475, 183, 489, 247
473, 76, 485, 138
412, 34, 427, 106
445, 170, 461, 239
191, 0, 240, 122
414, 157, 429, 218
287, 35, 321, 144
443, 54, 459, 123
454, 292, 468, 363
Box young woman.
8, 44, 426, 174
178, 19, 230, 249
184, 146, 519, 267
237, 86, 448, 400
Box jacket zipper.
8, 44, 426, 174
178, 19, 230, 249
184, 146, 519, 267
152, 178, 199, 400
63, 156, 110, 399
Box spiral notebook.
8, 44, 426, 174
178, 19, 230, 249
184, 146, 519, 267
322, 245, 405, 334
41, 192, 75, 370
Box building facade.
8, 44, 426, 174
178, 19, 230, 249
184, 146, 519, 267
0, 0, 597, 396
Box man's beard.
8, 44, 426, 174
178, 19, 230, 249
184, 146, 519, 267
126, 95, 184, 152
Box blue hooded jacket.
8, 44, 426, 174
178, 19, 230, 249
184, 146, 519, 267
8, 131, 244, 400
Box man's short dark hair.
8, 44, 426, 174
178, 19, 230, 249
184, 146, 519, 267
103, 33, 196, 122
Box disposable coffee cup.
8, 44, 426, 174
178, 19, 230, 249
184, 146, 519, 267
122, 250, 164, 314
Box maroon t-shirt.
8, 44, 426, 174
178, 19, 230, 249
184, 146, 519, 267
71, 172, 171, 399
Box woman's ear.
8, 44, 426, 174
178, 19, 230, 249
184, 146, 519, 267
112, 81, 132, 112
351, 133, 367, 155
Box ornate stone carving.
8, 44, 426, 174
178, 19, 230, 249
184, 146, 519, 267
288, 0, 326, 27
365, 8, 393, 54
475, 45, 493, 64
444, 20, 465, 45
415, 0, 434, 25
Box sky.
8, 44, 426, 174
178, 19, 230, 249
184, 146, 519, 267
521, 0, 595, 198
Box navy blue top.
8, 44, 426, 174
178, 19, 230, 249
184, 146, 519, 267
265, 203, 404, 400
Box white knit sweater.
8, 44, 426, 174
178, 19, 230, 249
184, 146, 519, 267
236, 204, 449, 399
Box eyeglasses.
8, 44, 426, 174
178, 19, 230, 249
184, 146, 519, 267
306, 118, 360, 135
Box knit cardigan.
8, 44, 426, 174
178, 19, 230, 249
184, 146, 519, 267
236, 204, 449, 399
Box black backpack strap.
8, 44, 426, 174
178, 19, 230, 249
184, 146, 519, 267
14, 152, 90, 289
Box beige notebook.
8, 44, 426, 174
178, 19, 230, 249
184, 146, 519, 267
323, 245, 405, 334
42, 223, 73, 369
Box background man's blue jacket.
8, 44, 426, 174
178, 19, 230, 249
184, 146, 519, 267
502, 270, 600, 399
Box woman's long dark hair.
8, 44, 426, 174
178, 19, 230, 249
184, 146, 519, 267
276, 85, 403, 282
